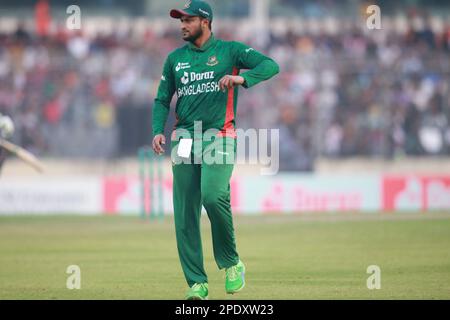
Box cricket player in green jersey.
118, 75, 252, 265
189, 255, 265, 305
152, 0, 279, 300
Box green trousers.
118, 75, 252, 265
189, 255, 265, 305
171, 136, 240, 287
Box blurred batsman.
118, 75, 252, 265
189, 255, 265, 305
151, 0, 279, 299
0, 113, 15, 174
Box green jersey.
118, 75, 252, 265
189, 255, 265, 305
152, 34, 279, 137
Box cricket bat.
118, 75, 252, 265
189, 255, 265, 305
0, 138, 44, 173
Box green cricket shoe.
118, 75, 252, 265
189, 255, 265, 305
185, 283, 209, 300
225, 260, 246, 294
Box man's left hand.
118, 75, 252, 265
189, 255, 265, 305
218, 75, 245, 91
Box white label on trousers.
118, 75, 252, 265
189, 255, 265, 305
177, 138, 193, 158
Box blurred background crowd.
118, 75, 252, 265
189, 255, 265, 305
0, 0, 449, 171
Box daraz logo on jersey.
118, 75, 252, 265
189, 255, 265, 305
180, 71, 215, 85
181, 72, 189, 85
178, 71, 220, 97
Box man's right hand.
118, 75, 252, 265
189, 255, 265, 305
152, 134, 166, 155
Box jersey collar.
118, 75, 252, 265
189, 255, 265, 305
188, 33, 217, 52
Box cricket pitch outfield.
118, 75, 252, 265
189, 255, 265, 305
0, 213, 449, 299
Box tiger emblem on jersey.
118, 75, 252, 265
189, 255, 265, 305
206, 55, 219, 66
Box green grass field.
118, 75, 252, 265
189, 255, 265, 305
0, 214, 449, 300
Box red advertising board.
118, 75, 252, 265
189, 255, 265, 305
382, 175, 450, 211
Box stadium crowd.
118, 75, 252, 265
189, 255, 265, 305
0, 17, 449, 170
